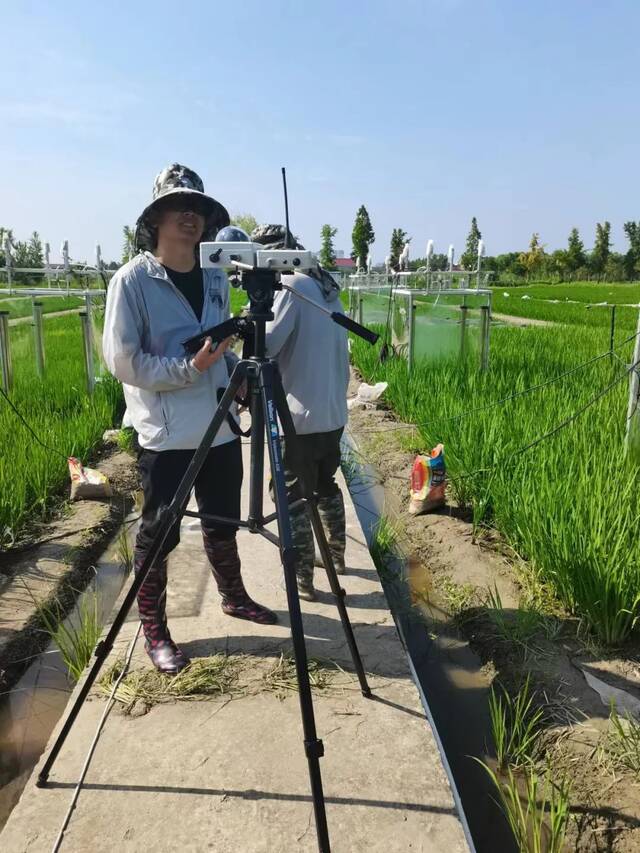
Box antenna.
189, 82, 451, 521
281, 166, 292, 249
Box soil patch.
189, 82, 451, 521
348, 377, 640, 852
0, 445, 139, 693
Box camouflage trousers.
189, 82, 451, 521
281, 428, 346, 584
289, 492, 346, 583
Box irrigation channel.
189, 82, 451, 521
341, 429, 517, 853
0, 525, 135, 831
0, 460, 515, 851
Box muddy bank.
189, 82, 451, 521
0, 445, 139, 694
347, 388, 640, 852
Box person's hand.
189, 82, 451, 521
191, 336, 232, 373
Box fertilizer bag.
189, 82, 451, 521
408, 444, 446, 516
68, 457, 112, 501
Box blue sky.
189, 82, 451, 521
1, 0, 639, 264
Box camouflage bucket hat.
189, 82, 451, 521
250, 223, 304, 250
134, 163, 230, 252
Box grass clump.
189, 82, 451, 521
489, 677, 544, 770
480, 762, 572, 853
37, 587, 102, 682
604, 703, 640, 774
99, 655, 241, 712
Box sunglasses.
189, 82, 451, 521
158, 195, 210, 217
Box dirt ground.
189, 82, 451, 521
348, 389, 640, 853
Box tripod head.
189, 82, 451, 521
183, 256, 378, 360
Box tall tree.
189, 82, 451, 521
389, 228, 408, 269
351, 205, 375, 263
518, 233, 545, 276
624, 221, 640, 278
566, 227, 586, 272
231, 213, 258, 236
28, 231, 43, 268
122, 225, 135, 264
461, 217, 482, 270
591, 221, 611, 275
319, 224, 338, 268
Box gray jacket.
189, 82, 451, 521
265, 272, 349, 435
103, 252, 238, 451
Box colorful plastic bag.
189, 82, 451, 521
408, 445, 446, 516
68, 457, 112, 501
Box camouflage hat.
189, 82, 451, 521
134, 163, 230, 251
250, 223, 304, 250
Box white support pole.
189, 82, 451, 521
0, 311, 12, 392
4, 236, 13, 290
61, 240, 71, 292
407, 293, 415, 372
44, 243, 52, 288
625, 307, 640, 458
32, 301, 45, 378
459, 296, 468, 362
79, 311, 95, 395
480, 305, 490, 372
477, 239, 485, 289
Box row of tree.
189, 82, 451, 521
319, 211, 640, 282
0, 227, 44, 270
4, 213, 640, 284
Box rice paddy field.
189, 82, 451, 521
0, 313, 121, 547
0, 295, 84, 318
350, 307, 640, 645
491, 281, 640, 330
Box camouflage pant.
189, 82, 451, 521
282, 429, 346, 584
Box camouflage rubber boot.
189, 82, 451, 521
202, 535, 277, 624
134, 551, 190, 674
317, 491, 346, 575
290, 506, 316, 601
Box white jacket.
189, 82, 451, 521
103, 252, 238, 450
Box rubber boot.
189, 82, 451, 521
134, 552, 190, 674
316, 490, 346, 575
290, 506, 317, 601
202, 535, 277, 624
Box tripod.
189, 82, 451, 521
37, 267, 373, 853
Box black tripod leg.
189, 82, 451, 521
37, 363, 248, 787
273, 380, 372, 699
259, 363, 331, 853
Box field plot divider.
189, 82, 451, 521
0, 311, 12, 392
625, 307, 640, 456
32, 301, 45, 378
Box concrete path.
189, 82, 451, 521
1, 440, 469, 853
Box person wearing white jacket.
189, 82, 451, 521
104, 164, 277, 675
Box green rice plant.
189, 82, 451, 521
0, 314, 121, 546
484, 587, 548, 654
478, 761, 571, 853
37, 588, 102, 682
489, 677, 544, 770
605, 702, 640, 774
350, 320, 640, 644
116, 522, 134, 575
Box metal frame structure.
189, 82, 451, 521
347, 270, 493, 372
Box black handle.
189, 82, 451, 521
331, 312, 379, 345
